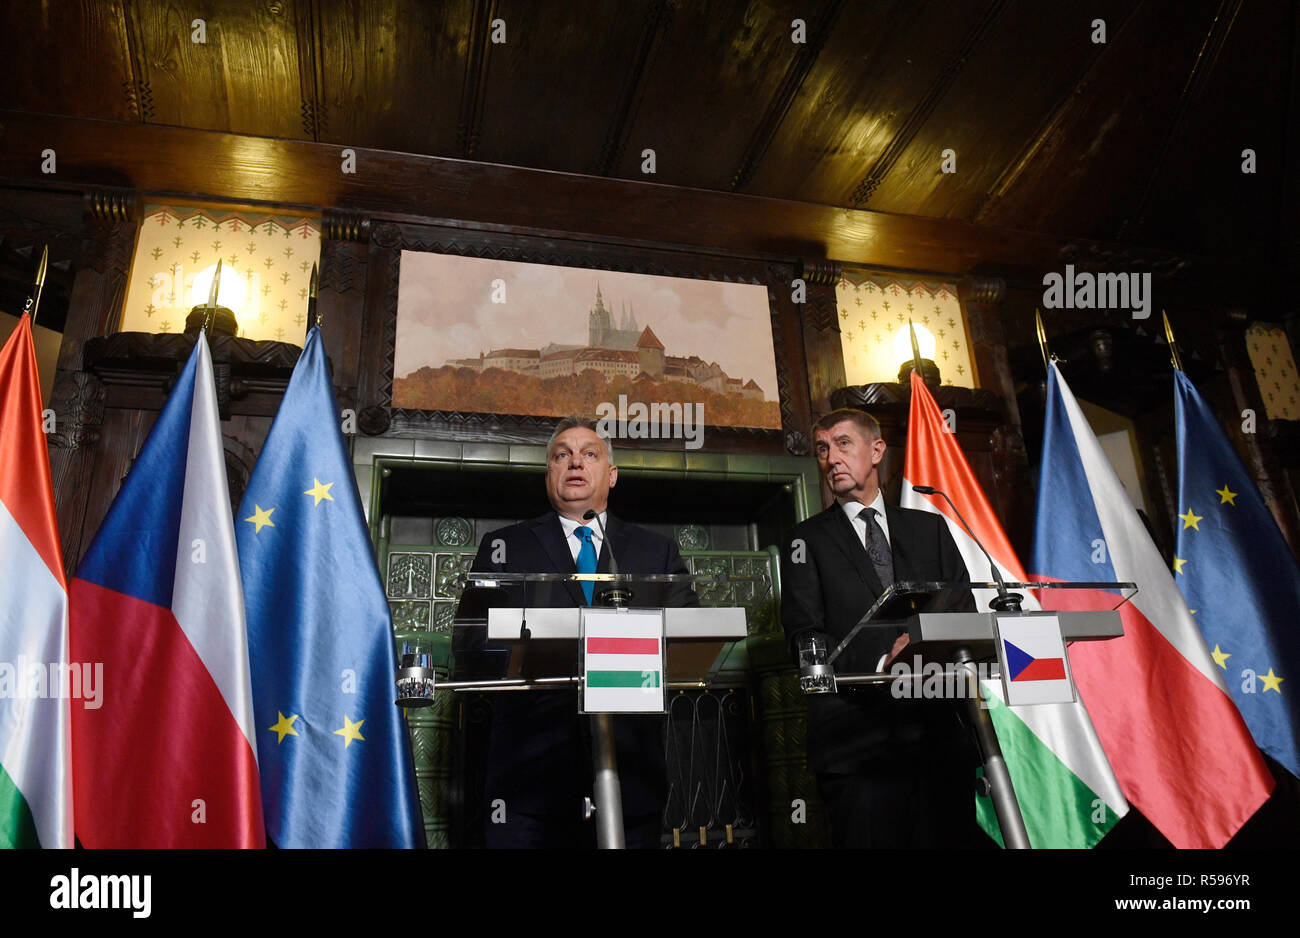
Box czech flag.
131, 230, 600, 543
1031, 362, 1272, 848
1002, 641, 1066, 683
69, 335, 264, 847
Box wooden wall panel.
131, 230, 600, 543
0, 0, 137, 122
795, 263, 843, 416
1126, 0, 1290, 256
315, 0, 473, 156
474, 0, 654, 173
317, 226, 370, 413
974, 0, 1218, 239
3, 111, 1198, 283
609, 0, 810, 189
867, 0, 1137, 219
129, 0, 308, 139
0, 0, 1290, 273
742, 0, 980, 205
74, 406, 156, 569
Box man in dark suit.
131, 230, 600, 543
462, 416, 696, 848
780, 408, 979, 848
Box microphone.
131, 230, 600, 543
910, 485, 1022, 612
582, 509, 631, 608
582, 509, 618, 575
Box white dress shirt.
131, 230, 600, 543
839, 491, 890, 550
558, 512, 606, 564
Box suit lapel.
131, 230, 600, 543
884, 504, 918, 583
529, 513, 587, 606
821, 505, 885, 598
597, 513, 630, 575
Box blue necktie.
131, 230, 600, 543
574, 525, 597, 605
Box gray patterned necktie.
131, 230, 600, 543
859, 507, 894, 590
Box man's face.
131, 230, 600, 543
814, 420, 885, 503
545, 427, 618, 520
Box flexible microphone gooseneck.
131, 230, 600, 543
582, 509, 631, 608
518, 578, 530, 641
910, 485, 1022, 612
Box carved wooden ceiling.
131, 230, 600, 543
1, 0, 1295, 271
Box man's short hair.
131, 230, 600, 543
548, 415, 615, 464
812, 408, 881, 441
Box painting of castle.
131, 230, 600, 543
394, 252, 780, 431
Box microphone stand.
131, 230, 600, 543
582, 509, 632, 609
580, 508, 627, 848
911, 485, 1023, 612
909, 483, 1032, 849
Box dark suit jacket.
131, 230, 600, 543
780, 501, 973, 775
459, 511, 697, 819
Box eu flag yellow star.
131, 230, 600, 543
244, 504, 276, 533
1179, 508, 1203, 530
1216, 484, 1237, 505
1260, 668, 1284, 694
269, 711, 299, 743
1173, 556, 1188, 575
304, 478, 334, 506
1211, 645, 1230, 670
334, 715, 365, 747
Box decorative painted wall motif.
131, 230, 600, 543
120, 205, 321, 342
835, 271, 976, 389
1245, 322, 1300, 420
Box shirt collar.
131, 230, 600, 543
559, 511, 606, 540
839, 491, 886, 524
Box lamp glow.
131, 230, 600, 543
191, 264, 247, 315
893, 322, 937, 365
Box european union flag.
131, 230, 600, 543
1173, 369, 1300, 779
236, 327, 424, 847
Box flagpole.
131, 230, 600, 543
907, 318, 923, 374
1162, 310, 1185, 372
1034, 308, 1056, 373
307, 262, 319, 338
25, 245, 48, 326
203, 258, 223, 335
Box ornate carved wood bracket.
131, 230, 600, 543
831, 381, 1007, 419
46, 370, 105, 450
82, 330, 309, 419
322, 210, 371, 243
1057, 241, 1190, 280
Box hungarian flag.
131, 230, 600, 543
580, 610, 665, 713
901, 372, 1127, 848
0, 314, 72, 848
1032, 362, 1272, 847
69, 335, 264, 847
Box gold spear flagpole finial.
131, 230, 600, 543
204, 258, 222, 334
1034, 308, 1056, 373
908, 318, 924, 377
25, 245, 49, 326
1162, 310, 1185, 372
309, 261, 320, 330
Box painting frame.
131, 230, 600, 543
359, 221, 808, 453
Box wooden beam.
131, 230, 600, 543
0, 109, 1206, 279
591, 0, 674, 177
1117, 0, 1245, 239
848, 0, 1010, 208
729, 0, 845, 192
